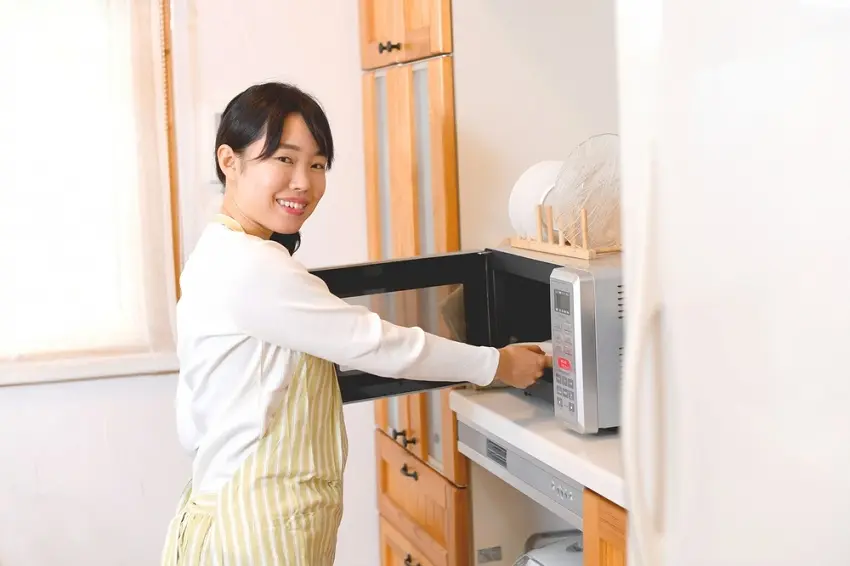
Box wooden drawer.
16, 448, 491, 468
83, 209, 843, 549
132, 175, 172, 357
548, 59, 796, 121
380, 515, 438, 566
376, 430, 469, 566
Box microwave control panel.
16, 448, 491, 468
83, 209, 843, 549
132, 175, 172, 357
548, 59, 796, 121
550, 277, 578, 427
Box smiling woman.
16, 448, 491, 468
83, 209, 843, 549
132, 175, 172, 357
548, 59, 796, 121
163, 80, 548, 566
212, 83, 335, 255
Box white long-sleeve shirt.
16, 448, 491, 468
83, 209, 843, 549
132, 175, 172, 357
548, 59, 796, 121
175, 222, 499, 493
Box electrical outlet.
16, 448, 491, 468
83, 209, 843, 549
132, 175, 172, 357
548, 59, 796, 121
477, 546, 503, 563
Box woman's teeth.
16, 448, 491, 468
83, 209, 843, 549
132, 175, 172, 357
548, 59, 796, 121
277, 199, 306, 210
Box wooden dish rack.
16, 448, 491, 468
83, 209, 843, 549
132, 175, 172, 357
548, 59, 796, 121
509, 204, 621, 260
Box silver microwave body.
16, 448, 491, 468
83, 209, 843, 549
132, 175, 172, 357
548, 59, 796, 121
550, 256, 624, 434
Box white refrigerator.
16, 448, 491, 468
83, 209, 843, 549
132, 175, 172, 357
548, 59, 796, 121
616, 1, 850, 565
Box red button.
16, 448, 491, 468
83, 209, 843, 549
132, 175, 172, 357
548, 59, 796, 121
558, 357, 572, 370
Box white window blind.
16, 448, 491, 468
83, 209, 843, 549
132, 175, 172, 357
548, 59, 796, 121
1, 1, 178, 384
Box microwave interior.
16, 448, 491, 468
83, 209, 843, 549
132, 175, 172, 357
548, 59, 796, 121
489, 262, 556, 404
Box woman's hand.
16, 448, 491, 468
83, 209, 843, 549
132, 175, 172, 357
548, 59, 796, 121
494, 344, 552, 389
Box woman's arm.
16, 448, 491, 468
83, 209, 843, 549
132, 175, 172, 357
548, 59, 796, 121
224, 241, 498, 387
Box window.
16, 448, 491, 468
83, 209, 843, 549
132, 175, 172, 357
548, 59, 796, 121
1, 1, 179, 385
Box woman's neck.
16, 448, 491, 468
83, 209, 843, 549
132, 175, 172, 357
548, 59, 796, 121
220, 194, 272, 240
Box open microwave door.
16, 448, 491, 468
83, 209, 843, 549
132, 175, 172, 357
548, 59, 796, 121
309, 251, 491, 404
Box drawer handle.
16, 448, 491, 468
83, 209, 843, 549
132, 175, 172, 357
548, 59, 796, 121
400, 464, 419, 481
378, 41, 402, 53
390, 429, 418, 449
404, 554, 420, 566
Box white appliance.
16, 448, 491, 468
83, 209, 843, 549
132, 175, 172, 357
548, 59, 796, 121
550, 256, 624, 434
617, 1, 850, 565
516, 533, 583, 566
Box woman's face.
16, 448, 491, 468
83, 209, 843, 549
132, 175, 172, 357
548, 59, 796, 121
218, 113, 329, 237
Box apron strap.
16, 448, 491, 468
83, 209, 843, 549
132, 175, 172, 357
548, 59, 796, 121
212, 213, 245, 233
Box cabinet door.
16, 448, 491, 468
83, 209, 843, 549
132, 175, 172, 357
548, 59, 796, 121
359, 0, 453, 70
362, 57, 469, 484
359, 0, 404, 70
397, 0, 453, 65
583, 489, 628, 566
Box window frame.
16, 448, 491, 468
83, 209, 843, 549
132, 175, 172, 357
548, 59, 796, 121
0, 0, 183, 387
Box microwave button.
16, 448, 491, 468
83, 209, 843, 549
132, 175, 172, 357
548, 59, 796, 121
557, 357, 572, 371
567, 377, 575, 388
557, 398, 563, 407
568, 402, 575, 413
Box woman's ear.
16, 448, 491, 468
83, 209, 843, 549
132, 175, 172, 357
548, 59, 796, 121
217, 144, 238, 180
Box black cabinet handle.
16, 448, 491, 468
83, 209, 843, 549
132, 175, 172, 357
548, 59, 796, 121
377, 41, 402, 54
400, 464, 419, 480
390, 429, 418, 449
404, 554, 420, 566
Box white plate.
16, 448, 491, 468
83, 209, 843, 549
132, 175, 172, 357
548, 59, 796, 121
508, 161, 564, 238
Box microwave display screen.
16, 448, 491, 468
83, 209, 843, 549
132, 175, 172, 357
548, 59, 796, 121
554, 290, 571, 315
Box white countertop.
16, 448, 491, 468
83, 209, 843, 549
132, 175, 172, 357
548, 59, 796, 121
449, 388, 627, 509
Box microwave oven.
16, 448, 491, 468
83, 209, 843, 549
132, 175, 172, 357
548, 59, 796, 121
307, 245, 624, 434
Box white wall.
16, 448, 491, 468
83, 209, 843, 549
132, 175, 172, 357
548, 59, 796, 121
0, 374, 190, 564
453, 0, 620, 250
0, 1, 378, 565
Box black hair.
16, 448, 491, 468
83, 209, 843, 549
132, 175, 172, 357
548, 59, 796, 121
215, 82, 335, 255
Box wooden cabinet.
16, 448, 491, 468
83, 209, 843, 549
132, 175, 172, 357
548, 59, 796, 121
361, 55, 469, 487
359, 0, 453, 70
583, 489, 628, 566
376, 431, 470, 566
374, 386, 468, 486
359, 4, 469, 565
380, 516, 438, 566
361, 56, 459, 262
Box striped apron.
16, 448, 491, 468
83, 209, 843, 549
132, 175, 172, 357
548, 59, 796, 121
161, 353, 349, 566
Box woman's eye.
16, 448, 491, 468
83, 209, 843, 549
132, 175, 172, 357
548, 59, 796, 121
276, 156, 293, 164
312, 163, 327, 170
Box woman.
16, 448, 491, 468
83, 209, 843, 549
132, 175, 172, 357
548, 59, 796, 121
162, 82, 549, 566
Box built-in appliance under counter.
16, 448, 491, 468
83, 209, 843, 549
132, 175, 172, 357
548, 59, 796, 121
450, 388, 625, 527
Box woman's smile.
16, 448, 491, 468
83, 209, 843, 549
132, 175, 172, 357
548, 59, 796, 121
276, 197, 308, 216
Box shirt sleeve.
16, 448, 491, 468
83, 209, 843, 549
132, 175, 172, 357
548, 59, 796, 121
223, 241, 498, 387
